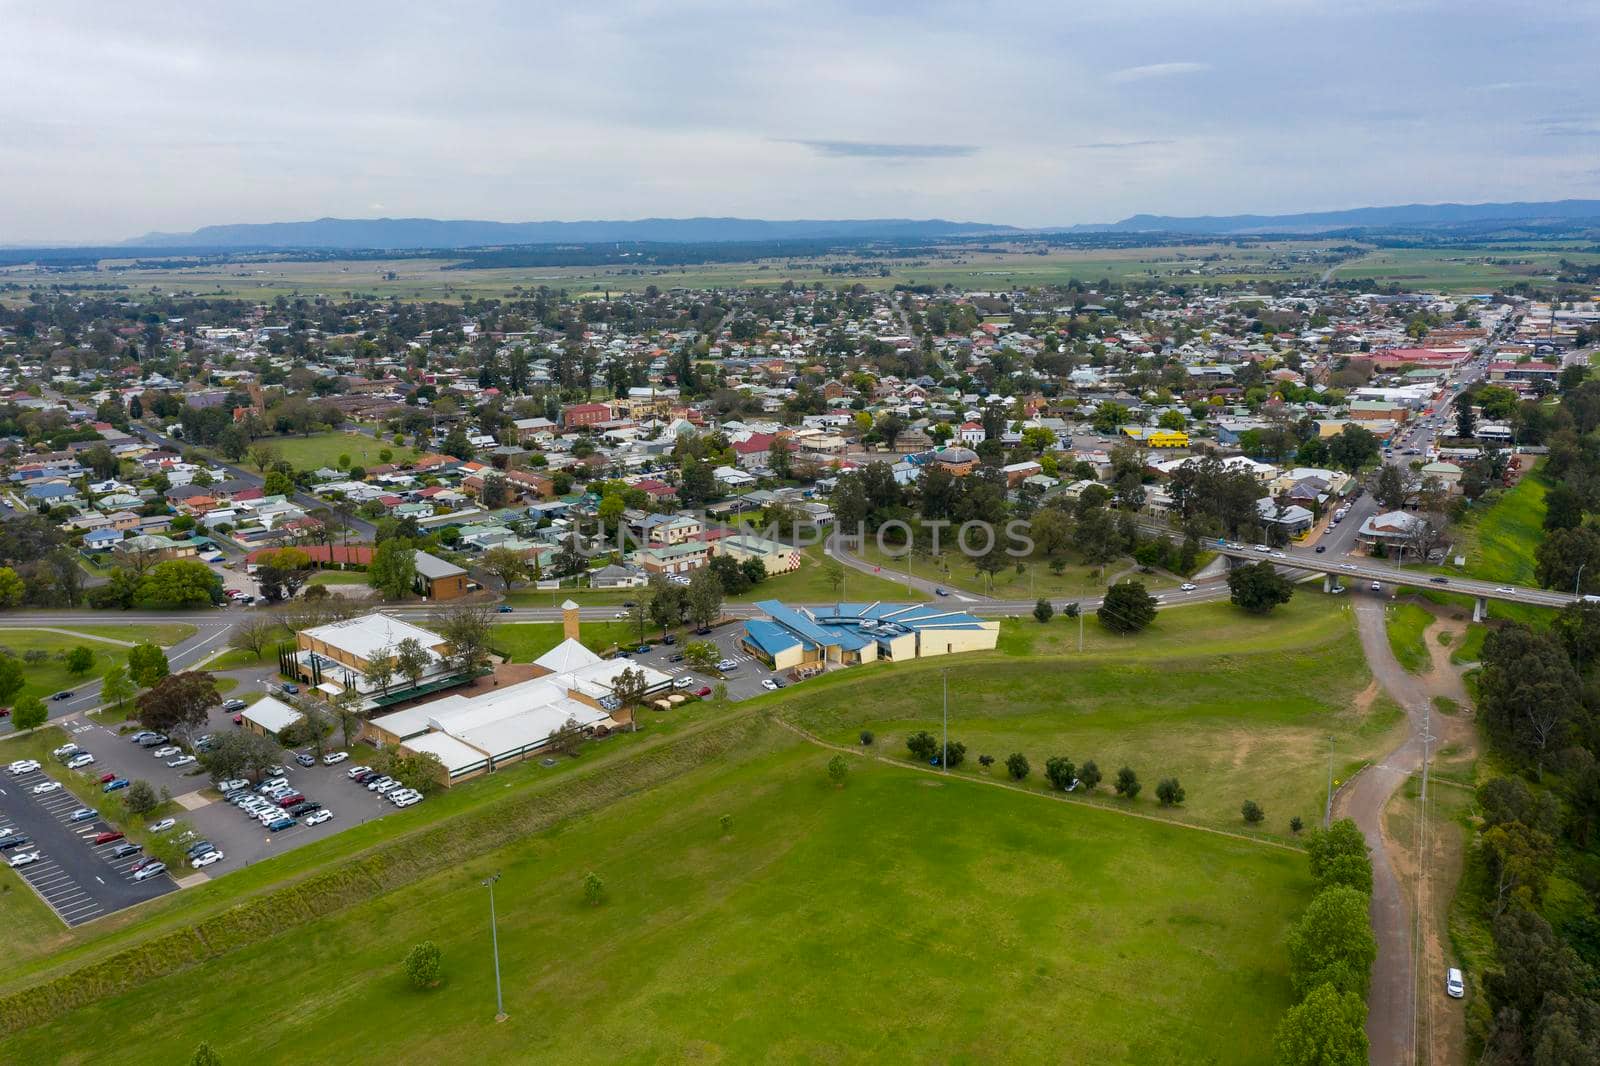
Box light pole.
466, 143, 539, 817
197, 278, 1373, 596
1576, 562, 1587, 598
941, 669, 949, 773
482, 872, 507, 1022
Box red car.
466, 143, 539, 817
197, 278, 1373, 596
231, 714, 243, 725
0, 707, 10, 718
98, 771, 117, 783
694, 686, 712, 698
275, 793, 305, 808
93, 830, 124, 845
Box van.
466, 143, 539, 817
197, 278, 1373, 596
1446, 968, 1464, 998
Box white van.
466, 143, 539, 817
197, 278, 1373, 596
1446, 968, 1464, 998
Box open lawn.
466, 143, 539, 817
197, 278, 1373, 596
0, 735, 1311, 1065
1331, 246, 1600, 293
254, 432, 416, 473
1387, 601, 1434, 673
490, 621, 640, 661
0, 631, 135, 704
854, 538, 1181, 601
1451, 623, 1488, 664
0, 623, 195, 648
307, 570, 370, 585
786, 594, 1395, 838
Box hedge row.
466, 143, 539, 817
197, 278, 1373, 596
0, 713, 769, 1035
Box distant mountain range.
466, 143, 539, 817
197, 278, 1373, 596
92, 199, 1600, 252
128, 216, 1019, 250
1079, 199, 1600, 235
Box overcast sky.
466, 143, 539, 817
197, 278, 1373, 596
4, 0, 1599, 243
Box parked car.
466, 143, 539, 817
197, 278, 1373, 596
393, 793, 421, 808
8, 850, 41, 868
128, 731, 160, 744
280, 683, 299, 695
221, 699, 247, 712
111, 842, 141, 858
69, 808, 96, 823
191, 850, 224, 869
366, 775, 394, 791
65, 753, 95, 769
150, 746, 180, 758
323, 751, 348, 766
132, 861, 167, 881
304, 809, 334, 826
694, 686, 712, 697
673, 676, 694, 689
1371, 582, 1383, 592
294, 753, 316, 767
1446, 968, 1465, 998
662, 634, 676, 645
287, 801, 321, 816
374, 779, 400, 795
0, 834, 31, 850
266, 817, 296, 832
97, 770, 117, 783
216, 778, 249, 793
8, 759, 40, 775
166, 755, 197, 768
130, 855, 161, 872
276, 793, 306, 808
52, 742, 79, 757
345, 765, 370, 779
102, 778, 130, 793
760, 679, 778, 691
635, 645, 650, 654
185, 840, 216, 857
716, 659, 738, 671
31, 780, 61, 794
93, 830, 125, 845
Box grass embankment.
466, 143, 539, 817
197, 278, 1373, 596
1386, 602, 1434, 673
0, 631, 162, 705
1450, 624, 1487, 665
0, 733, 1311, 1065
855, 538, 1182, 600
789, 594, 1394, 838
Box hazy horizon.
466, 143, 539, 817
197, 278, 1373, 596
4, 0, 1599, 243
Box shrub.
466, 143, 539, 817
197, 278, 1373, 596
1114, 766, 1141, 799
1242, 799, 1265, 824
1044, 756, 1077, 791
718, 814, 733, 835
1077, 760, 1101, 792
583, 872, 605, 906
1005, 753, 1030, 780
403, 940, 442, 989
858, 729, 874, 746
977, 754, 994, 768
1155, 778, 1185, 806
905, 730, 937, 762
1290, 816, 1304, 834
826, 755, 848, 786
190, 1042, 224, 1066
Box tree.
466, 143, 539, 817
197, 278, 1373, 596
1455, 399, 1476, 440
253, 547, 314, 602
1033, 598, 1054, 624
0, 566, 24, 608
11, 696, 46, 731
1044, 756, 1077, 791
1307, 819, 1371, 893
821, 557, 845, 597
0, 657, 20, 706
683, 640, 718, 671
368, 538, 418, 600
827, 754, 848, 786
123, 779, 160, 815
858, 730, 874, 746
583, 871, 605, 906
365, 650, 397, 697
1272, 982, 1369, 1066
1373, 463, 1412, 511
432, 604, 494, 675
228, 617, 280, 661
1290, 816, 1305, 834
1004, 752, 1031, 780
100, 664, 135, 712
545, 714, 585, 758
1535, 525, 1600, 594
127, 643, 171, 687
1078, 760, 1101, 792
403, 941, 442, 989
136, 671, 220, 737
906, 730, 938, 762
479, 546, 528, 592
1242, 799, 1265, 824
1114, 766, 1141, 799
190, 1043, 225, 1066
1098, 581, 1157, 633
939, 739, 967, 769
1286, 886, 1377, 997
686, 566, 724, 629
65, 645, 94, 675
1156, 777, 1185, 806
1477, 624, 1582, 773
392, 638, 431, 690
138, 560, 219, 608
1227, 561, 1296, 614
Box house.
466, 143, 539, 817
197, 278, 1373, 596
957, 421, 985, 445
1000, 460, 1043, 488
636, 540, 710, 576
590, 563, 647, 589
1356, 510, 1427, 549
713, 534, 801, 574
112, 534, 196, 563
414, 550, 469, 600
1256, 497, 1315, 536
561, 403, 612, 429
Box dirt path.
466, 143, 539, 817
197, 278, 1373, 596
1338, 598, 1476, 1065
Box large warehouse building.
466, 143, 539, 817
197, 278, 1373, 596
740, 600, 998, 671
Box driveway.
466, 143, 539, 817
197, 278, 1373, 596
621, 623, 788, 702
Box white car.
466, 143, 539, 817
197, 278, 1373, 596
65, 753, 95, 769
1179, 583, 1197, 592
1494, 586, 1515, 594
345, 765, 370, 779
393, 794, 421, 808
216, 778, 249, 793
374, 779, 400, 795
1341, 563, 1358, 571
1272, 552, 1287, 559
7, 759, 40, 775
166, 755, 197, 768
323, 751, 348, 766
304, 809, 334, 826
190, 850, 224, 869
147, 818, 176, 833
388, 789, 418, 804
613, 611, 628, 619
716, 659, 738, 671
132, 861, 167, 881
51, 743, 78, 758
8, 850, 41, 868
760, 679, 779, 691
31, 781, 61, 794
673, 676, 694, 689
151, 746, 180, 759
1446, 967, 1465, 999
366, 776, 394, 792
1254, 544, 1271, 553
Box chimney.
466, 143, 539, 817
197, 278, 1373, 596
562, 599, 580, 642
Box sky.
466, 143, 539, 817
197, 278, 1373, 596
3, 0, 1600, 243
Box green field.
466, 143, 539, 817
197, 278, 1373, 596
490, 621, 640, 661
854, 539, 1182, 600
787, 594, 1394, 838
0, 735, 1310, 1065
1454, 466, 1546, 586
254, 432, 416, 472
1332, 246, 1600, 294
1386, 601, 1434, 673
307, 570, 370, 585
0, 631, 140, 704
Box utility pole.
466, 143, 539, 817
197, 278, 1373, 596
1576, 562, 1587, 598
1078, 606, 1084, 653
1324, 735, 1335, 828
941, 669, 948, 773
482, 872, 507, 1022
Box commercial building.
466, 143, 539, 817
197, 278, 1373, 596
283, 613, 470, 711
240, 695, 304, 740
413, 549, 468, 600
740, 600, 999, 672
1120, 426, 1189, 448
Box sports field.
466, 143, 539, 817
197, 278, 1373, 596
0, 734, 1310, 1065
254, 431, 415, 472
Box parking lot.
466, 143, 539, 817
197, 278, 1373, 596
618, 622, 794, 702
0, 766, 175, 926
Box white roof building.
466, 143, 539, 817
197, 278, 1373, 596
241, 695, 304, 737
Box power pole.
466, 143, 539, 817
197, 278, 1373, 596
941, 669, 949, 773
482, 872, 507, 1021
1324, 735, 1335, 828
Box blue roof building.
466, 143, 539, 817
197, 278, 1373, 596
742, 600, 998, 671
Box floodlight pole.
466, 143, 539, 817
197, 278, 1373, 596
483, 872, 507, 1021
942, 669, 949, 773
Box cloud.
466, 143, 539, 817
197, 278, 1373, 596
1542, 122, 1600, 138
1107, 61, 1210, 84
1075, 139, 1175, 150
785, 140, 979, 159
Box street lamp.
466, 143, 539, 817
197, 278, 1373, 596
1576, 562, 1587, 598
482, 872, 507, 1021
